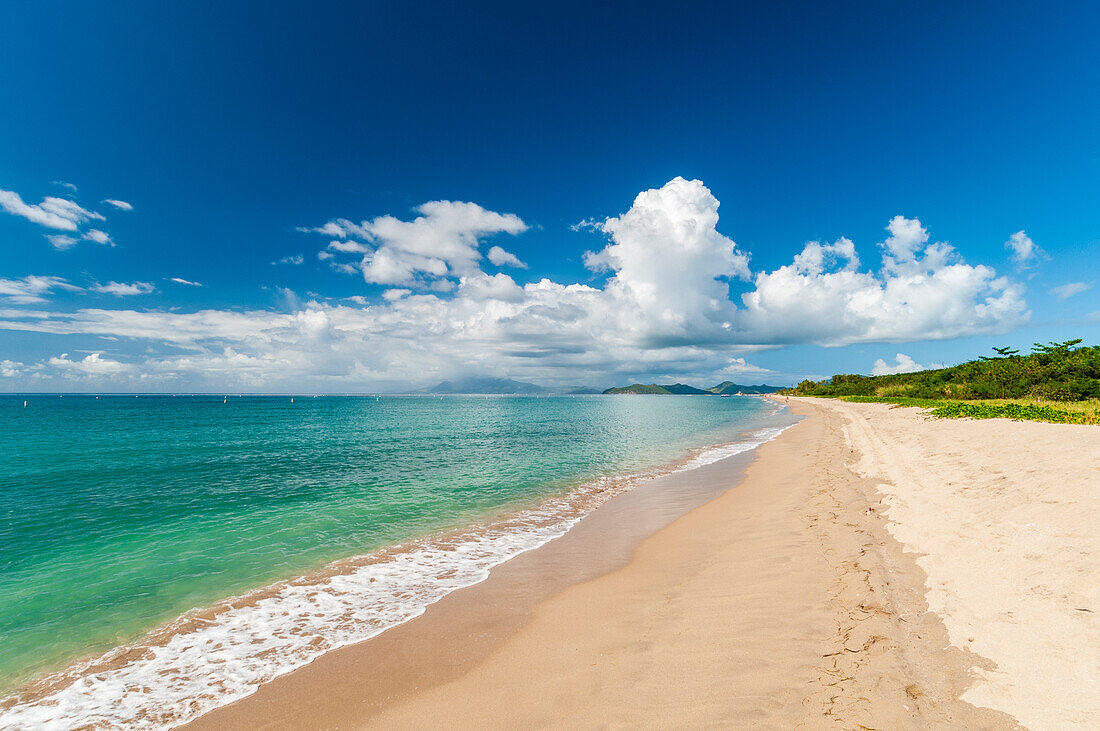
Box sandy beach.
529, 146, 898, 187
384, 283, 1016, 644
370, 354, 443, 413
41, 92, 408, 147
187, 398, 1098, 730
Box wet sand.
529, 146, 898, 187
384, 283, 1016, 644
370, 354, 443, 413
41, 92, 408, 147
188, 398, 1097, 729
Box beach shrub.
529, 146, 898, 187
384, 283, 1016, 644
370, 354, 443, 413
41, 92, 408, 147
828, 396, 1099, 424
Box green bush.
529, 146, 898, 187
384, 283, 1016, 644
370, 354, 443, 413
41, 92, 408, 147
823, 396, 1098, 424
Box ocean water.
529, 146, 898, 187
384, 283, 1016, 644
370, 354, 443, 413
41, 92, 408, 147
0, 394, 790, 728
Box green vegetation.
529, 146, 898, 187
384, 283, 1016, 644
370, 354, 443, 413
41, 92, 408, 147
603, 383, 711, 395
603, 382, 782, 395
835, 396, 1100, 425
704, 381, 783, 395
782, 340, 1100, 425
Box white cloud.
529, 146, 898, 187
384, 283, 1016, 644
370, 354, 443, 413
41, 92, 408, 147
327, 240, 370, 254
53, 181, 78, 193
0, 359, 27, 377
168, 277, 203, 287
301, 221, 349, 238
718, 357, 773, 376
584, 176, 751, 347
48, 352, 134, 377
0, 275, 81, 304
792, 237, 859, 275
457, 272, 524, 303
306, 200, 528, 287
740, 215, 1026, 345
487, 245, 527, 268
91, 281, 155, 296
1005, 230, 1041, 266
83, 229, 114, 246
46, 234, 79, 250
273, 254, 304, 265
871, 353, 925, 375
0, 179, 1031, 390
1050, 281, 1091, 301
881, 216, 928, 261
0, 189, 103, 231
570, 218, 601, 232
102, 199, 133, 211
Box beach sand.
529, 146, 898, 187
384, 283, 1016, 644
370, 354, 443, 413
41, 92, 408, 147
187, 399, 1097, 730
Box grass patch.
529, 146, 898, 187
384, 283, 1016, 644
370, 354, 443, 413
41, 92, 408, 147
830, 396, 1100, 425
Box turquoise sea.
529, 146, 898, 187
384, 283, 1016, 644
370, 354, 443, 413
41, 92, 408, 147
0, 394, 789, 728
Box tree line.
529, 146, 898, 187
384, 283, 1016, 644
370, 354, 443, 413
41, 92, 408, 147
784, 339, 1099, 401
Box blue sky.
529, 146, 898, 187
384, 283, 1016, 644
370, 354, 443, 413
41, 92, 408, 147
1, 1, 1098, 391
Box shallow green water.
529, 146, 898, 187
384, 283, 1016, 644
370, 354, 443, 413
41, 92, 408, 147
0, 393, 774, 692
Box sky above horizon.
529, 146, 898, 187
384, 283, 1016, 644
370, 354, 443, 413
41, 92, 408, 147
2, 1, 1098, 392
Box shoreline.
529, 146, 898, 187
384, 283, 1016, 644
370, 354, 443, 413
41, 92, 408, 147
182, 413, 809, 729
1, 402, 795, 728
185, 416, 795, 729
190, 397, 1097, 729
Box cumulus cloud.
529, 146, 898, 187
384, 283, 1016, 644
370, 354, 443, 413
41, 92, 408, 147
48, 352, 134, 377
792, 237, 859, 274
718, 357, 773, 376
53, 181, 78, 193
273, 254, 304, 265
871, 353, 925, 375
1050, 281, 1091, 301
1005, 230, 1041, 266
739, 215, 1026, 345
584, 177, 751, 347
305, 200, 528, 287
102, 199, 133, 211
0, 359, 27, 377
0, 275, 81, 304
91, 281, 155, 296
169, 277, 203, 287
0, 189, 104, 231
487, 245, 527, 268
0, 179, 1031, 390
881, 216, 928, 261
457, 272, 525, 303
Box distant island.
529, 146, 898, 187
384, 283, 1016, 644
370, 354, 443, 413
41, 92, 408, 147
603, 382, 783, 395
422, 377, 548, 394
415, 378, 783, 395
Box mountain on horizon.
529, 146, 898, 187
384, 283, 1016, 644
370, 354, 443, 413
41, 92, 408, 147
421, 377, 548, 394
705, 381, 784, 395
416, 378, 785, 395
603, 381, 784, 395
